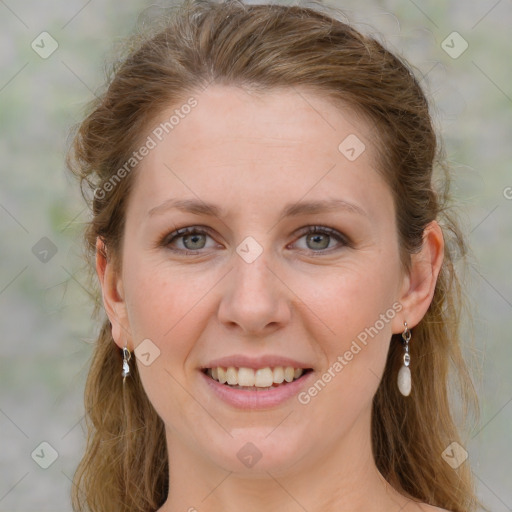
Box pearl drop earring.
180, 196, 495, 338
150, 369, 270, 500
397, 321, 412, 397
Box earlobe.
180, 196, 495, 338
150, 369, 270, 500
95, 237, 129, 349
392, 221, 444, 332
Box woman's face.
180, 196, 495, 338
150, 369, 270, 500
105, 85, 413, 475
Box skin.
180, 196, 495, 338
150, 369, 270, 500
97, 85, 446, 512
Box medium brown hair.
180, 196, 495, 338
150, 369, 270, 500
67, 1, 483, 511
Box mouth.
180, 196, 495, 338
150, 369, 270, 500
201, 366, 314, 391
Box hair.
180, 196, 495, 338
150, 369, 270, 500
67, 1, 484, 511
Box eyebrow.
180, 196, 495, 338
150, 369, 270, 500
147, 197, 368, 220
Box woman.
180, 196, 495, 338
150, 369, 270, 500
67, 1, 483, 511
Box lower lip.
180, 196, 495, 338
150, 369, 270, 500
200, 370, 314, 409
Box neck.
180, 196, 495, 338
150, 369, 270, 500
158, 407, 408, 512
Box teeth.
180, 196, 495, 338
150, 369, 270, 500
273, 366, 285, 383
226, 367, 237, 385
217, 367, 227, 384
254, 368, 274, 387
238, 367, 255, 387
205, 366, 306, 387
284, 366, 295, 383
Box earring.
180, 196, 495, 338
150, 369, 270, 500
122, 343, 131, 381
397, 321, 412, 397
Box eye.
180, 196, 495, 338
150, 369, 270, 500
163, 226, 218, 253
291, 225, 349, 253
161, 225, 349, 256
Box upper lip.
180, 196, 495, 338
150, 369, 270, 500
201, 355, 313, 370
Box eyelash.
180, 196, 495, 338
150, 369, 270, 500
160, 225, 351, 256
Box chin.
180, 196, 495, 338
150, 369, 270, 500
204, 429, 308, 475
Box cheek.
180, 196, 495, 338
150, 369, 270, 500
122, 262, 212, 424
293, 256, 400, 342
294, 255, 400, 392
123, 258, 222, 371
297, 274, 397, 428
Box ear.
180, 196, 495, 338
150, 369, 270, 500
95, 237, 130, 350
392, 220, 444, 333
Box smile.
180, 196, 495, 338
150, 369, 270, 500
200, 365, 314, 409
202, 366, 312, 390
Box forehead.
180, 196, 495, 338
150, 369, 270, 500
127, 85, 393, 222
148, 85, 375, 162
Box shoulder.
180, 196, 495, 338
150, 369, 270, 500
391, 490, 453, 512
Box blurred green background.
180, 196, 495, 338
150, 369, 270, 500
0, 1, 510, 510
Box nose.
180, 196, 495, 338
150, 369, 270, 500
217, 246, 291, 336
